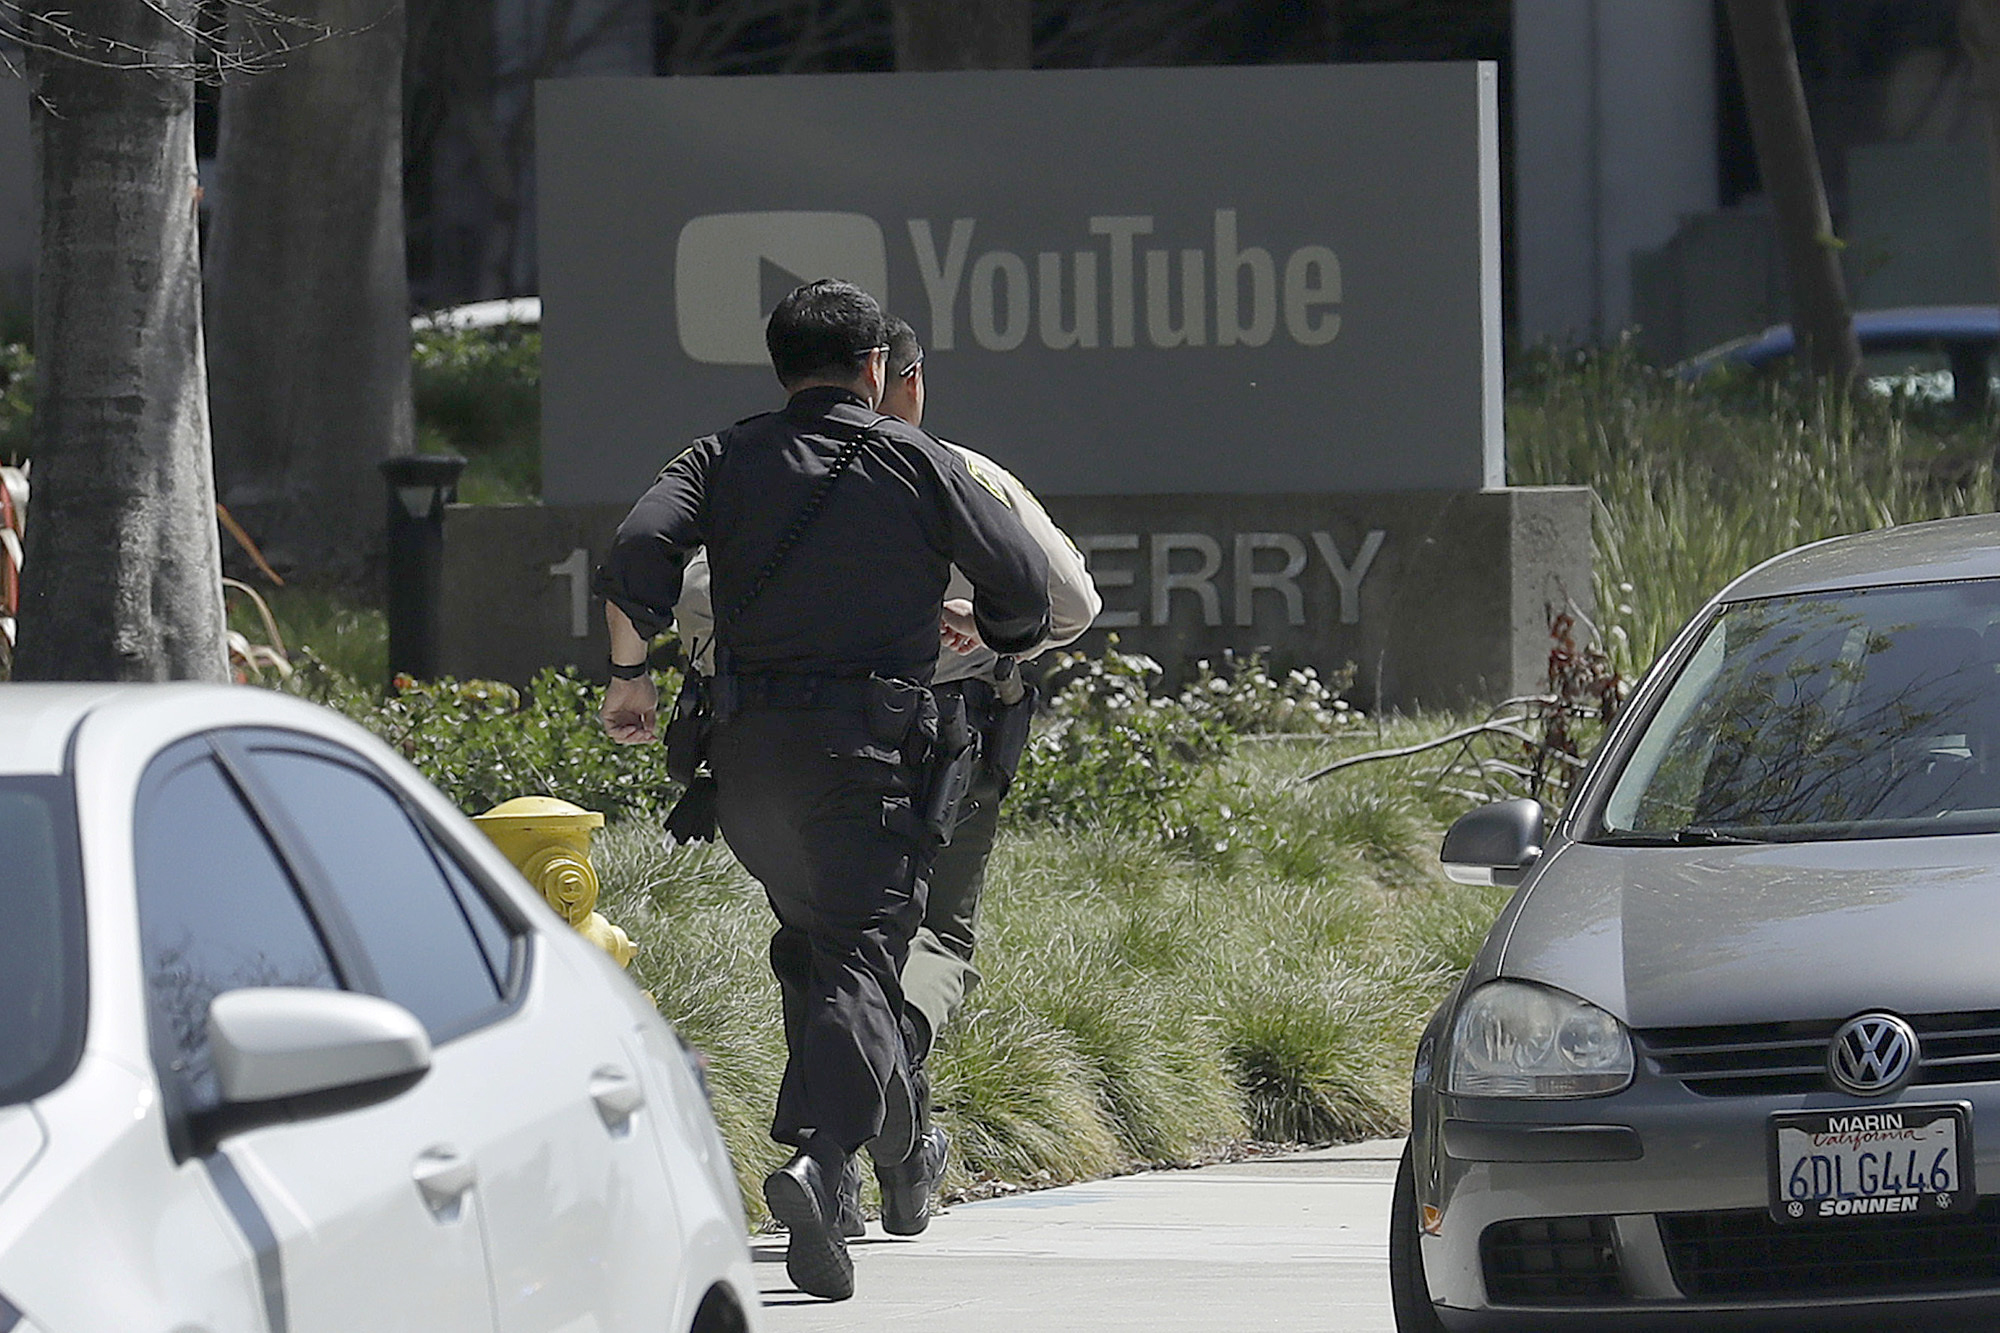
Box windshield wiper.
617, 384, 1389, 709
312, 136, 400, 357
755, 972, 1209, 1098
1671, 825, 1767, 845
1591, 825, 1768, 846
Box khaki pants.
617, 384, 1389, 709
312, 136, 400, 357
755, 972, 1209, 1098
900, 692, 1010, 1062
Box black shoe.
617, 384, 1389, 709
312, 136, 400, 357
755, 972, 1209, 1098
763, 1152, 855, 1300
836, 1152, 865, 1239
873, 1062, 918, 1166
872, 1126, 948, 1236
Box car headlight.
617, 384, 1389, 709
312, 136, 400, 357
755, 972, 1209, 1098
1444, 980, 1634, 1098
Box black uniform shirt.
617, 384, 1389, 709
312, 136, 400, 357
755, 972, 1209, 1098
595, 387, 1051, 681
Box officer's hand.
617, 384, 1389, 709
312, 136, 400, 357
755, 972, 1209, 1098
941, 598, 982, 655
600, 675, 660, 744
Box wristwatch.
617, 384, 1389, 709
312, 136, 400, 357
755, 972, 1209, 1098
608, 658, 650, 679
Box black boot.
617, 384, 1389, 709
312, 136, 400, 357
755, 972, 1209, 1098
873, 1060, 919, 1166
762, 1145, 855, 1300
872, 1125, 949, 1236
836, 1152, 865, 1239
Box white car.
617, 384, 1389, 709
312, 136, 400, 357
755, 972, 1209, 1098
0, 683, 760, 1333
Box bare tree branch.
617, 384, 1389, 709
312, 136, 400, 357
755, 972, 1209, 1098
5, 0, 370, 82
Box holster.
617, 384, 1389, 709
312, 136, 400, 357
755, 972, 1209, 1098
921, 688, 981, 850
983, 680, 1038, 797
663, 671, 714, 786
662, 671, 719, 842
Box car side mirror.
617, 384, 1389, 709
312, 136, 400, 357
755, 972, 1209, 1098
208, 987, 431, 1107
1440, 798, 1545, 887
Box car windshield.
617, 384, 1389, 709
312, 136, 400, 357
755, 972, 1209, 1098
1598, 580, 2000, 842
0, 776, 86, 1105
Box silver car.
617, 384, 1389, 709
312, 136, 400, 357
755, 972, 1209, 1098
1395, 514, 2000, 1331
0, 683, 760, 1333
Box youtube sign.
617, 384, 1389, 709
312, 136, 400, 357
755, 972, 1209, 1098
457, 67, 1595, 716
540, 65, 1501, 503
674, 212, 889, 365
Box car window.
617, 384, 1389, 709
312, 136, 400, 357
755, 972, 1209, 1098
0, 778, 86, 1107
1598, 579, 2000, 840
134, 749, 339, 1119
240, 748, 503, 1039
430, 830, 518, 987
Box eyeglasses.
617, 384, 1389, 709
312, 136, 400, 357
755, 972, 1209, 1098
898, 353, 925, 379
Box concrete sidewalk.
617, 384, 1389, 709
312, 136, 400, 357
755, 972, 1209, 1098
755, 1138, 1403, 1332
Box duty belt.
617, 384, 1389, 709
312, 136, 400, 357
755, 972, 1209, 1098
727, 672, 882, 714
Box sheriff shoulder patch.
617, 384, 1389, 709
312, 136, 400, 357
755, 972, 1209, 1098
963, 454, 1013, 507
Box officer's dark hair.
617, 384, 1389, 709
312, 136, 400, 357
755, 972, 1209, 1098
766, 280, 890, 389
884, 317, 924, 379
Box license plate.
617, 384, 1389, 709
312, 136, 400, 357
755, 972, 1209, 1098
1768, 1104, 1974, 1224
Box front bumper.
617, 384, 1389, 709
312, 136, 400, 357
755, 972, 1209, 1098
1418, 1076, 2000, 1330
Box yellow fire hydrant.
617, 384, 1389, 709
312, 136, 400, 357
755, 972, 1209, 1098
473, 796, 636, 968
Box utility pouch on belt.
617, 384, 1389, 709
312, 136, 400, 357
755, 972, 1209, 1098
922, 690, 981, 849
864, 675, 929, 749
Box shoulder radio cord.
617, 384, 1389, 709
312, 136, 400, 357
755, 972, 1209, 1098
721, 420, 880, 629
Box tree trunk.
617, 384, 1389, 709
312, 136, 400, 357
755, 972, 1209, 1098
206, 0, 414, 575
13, 3, 227, 682
892, 0, 1032, 70
1723, 0, 1859, 383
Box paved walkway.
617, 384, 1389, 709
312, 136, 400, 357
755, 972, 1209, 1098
755, 1138, 1402, 1332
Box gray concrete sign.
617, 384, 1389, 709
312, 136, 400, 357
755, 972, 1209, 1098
539, 64, 1502, 505
438, 486, 1591, 710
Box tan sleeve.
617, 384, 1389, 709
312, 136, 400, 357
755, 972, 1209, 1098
672, 548, 719, 675
946, 442, 1100, 656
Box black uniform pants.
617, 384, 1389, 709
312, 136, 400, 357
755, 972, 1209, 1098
710, 705, 928, 1153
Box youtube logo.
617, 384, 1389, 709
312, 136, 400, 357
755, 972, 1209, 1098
674, 212, 890, 365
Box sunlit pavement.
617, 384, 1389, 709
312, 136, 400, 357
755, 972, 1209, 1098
756, 1138, 1402, 1332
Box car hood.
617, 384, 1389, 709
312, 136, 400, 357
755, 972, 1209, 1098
1496, 836, 2000, 1028
0, 1106, 45, 1206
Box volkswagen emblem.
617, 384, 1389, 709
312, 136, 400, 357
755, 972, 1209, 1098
1827, 1013, 1919, 1096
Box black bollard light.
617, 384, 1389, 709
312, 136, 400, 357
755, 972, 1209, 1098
380, 453, 467, 683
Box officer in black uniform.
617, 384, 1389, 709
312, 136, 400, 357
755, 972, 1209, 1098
594, 280, 1050, 1303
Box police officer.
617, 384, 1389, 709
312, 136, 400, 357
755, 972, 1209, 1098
595, 280, 1050, 1302
672, 317, 1100, 1236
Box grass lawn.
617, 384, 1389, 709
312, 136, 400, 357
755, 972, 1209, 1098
594, 726, 1503, 1221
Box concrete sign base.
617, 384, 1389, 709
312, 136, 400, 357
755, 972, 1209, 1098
437, 486, 1592, 713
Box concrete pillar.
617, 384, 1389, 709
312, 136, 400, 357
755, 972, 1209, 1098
1515, 0, 1718, 343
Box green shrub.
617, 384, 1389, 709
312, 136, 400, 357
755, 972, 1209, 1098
1009, 646, 1234, 834
930, 1001, 1126, 1182
412, 323, 541, 504
1219, 958, 1434, 1143
289, 660, 681, 820
1018, 960, 1244, 1162
1175, 654, 1365, 734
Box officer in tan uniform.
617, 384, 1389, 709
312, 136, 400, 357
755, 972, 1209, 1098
674, 316, 1099, 1235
